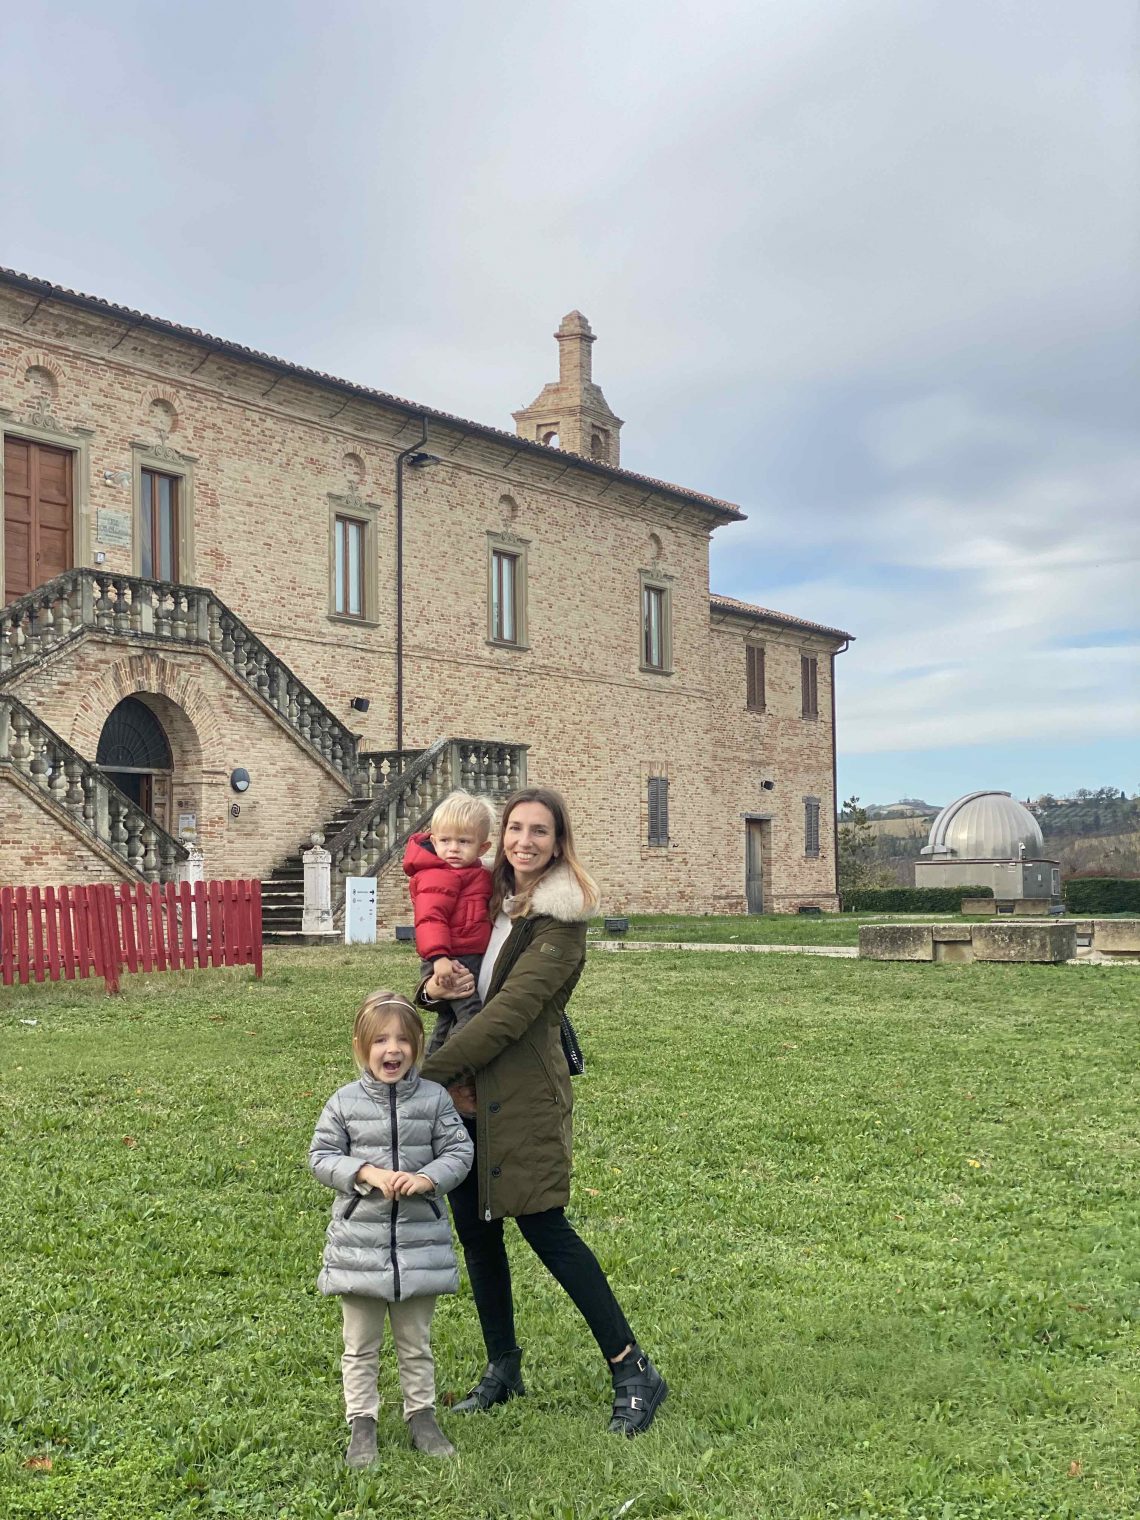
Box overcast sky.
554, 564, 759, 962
4, 0, 1137, 805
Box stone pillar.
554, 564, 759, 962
302, 833, 335, 936
177, 843, 206, 943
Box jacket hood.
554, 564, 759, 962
403, 831, 438, 877
519, 861, 597, 923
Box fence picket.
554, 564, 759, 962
15, 887, 31, 984
44, 887, 62, 980
151, 883, 168, 972
29, 887, 46, 983
251, 881, 263, 979
58, 886, 76, 979
118, 884, 139, 974
191, 882, 206, 968
1, 886, 14, 986
134, 883, 154, 973
208, 881, 224, 967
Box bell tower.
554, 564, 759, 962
512, 311, 623, 466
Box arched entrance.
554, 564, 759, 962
97, 696, 174, 826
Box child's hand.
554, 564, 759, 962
433, 957, 456, 990
356, 1164, 399, 1198
391, 1171, 435, 1197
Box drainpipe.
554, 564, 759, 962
831, 639, 850, 901
394, 418, 429, 754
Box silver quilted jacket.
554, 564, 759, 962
309, 1068, 473, 1301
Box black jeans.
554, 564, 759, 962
448, 1122, 634, 1363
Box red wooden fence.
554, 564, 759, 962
0, 879, 262, 992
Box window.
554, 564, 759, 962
486, 532, 529, 647
640, 573, 673, 673
491, 549, 519, 643
333, 514, 366, 618
804, 797, 821, 857
746, 643, 766, 711
140, 469, 179, 580
648, 775, 669, 846
801, 653, 819, 718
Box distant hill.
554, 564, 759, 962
1035, 796, 1140, 840
865, 799, 940, 820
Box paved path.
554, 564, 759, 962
591, 939, 859, 958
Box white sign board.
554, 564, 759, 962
345, 877, 377, 944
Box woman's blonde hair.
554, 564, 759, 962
352, 989, 425, 1071
489, 787, 599, 918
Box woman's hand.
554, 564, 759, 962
447, 1080, 477, 1117
425, 965, 476, 1000
355, 1163, 399, 1198
391, 1171, 435, 1197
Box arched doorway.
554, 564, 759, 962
97, 696, 174, 827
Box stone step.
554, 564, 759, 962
263, 929, 340, 947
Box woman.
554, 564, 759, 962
417, 787, 667, 1437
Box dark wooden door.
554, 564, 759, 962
4, 437, 74, 602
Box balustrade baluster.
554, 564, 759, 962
47, 743, 68, 803
109, 794, 129, 856
10, 708, 32, 770
83, 774, 98, 835
125, 813, 145, 873
220, 614, 235, 663
112, 577, 130, 634
55, 584, 74, 641
64, 756, 85, 812
171, 588, 187, 641
207, 598, 223, 651
141, 825, 159, 880
34, 596, 56, 650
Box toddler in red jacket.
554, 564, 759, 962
402, 789, 496, 1056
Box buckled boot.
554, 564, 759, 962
451, 1347, 525, 1413
608, 1344, 667, 1436
345, 1414, 378, 1468
407, 1409, 456, 1459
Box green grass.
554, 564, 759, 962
2, 947, 1137, 1519
593, 914, 998, 947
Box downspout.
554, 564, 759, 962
831, 639, 849, 902
394, 418, 429, 754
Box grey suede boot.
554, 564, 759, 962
407, 1409, 456, 1458
345, 1414, 378, 1468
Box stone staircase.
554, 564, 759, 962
0, 690, 188, 881
261, 737, 526, 945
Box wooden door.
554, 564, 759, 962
4, 437, 74, 602
746, 820, 765, 914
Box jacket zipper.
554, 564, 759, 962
389, 1084, 401, 1301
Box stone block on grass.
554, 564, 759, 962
1091, 919, 1140, 954
971, 922, 1076, 963
859, 925, 934, 961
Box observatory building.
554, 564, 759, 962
915, 790, 1060, 905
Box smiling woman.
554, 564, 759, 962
417, 788, 669, 1437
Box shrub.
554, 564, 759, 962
1063, 877, 1140, 914
841, 886, 994, 913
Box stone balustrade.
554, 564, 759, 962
0, 692, 188, 882
358, 749, 423, 796
0, 569, 362, 782
323, 738, 527, 900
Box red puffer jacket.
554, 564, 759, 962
402, 832, 494, 960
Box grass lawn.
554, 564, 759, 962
592, 914, 998, 947
1, 947, 1137, 1519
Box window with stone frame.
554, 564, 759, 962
801, 653, 819, 718
640, 572, 673, 673
486, 532, 529, 648
804, 796, 821, 857
746, 642, 766, 711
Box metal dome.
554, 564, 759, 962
921, 790, 1044, 860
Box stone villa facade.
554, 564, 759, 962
0, 268, 851, 926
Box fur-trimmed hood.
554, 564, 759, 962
510, 861, 597, 924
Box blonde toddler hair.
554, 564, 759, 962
430, 788, 496, 842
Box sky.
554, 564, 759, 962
4, 0, 1137, 807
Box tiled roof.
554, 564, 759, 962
710, 593, 853, 642
0, 266, 744, 523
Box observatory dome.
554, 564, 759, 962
921, 790, 1044, 860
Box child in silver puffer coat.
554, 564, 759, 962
309, 989, 473, 1466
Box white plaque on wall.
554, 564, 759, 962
177, 812, 197, 836
96, 508, 132, 547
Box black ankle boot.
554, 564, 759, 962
608, 1344, 667, 1436
452, 1348, 525, 1414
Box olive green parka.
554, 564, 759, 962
418, 863, 590, 1222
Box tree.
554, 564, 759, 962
838, 795, 894, 893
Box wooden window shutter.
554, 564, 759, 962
648, 776, 669, 846
804, 798, 820, 856
801, 654, 818, 718
746, 644, 765, 711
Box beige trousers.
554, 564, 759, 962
340, 1293, 437, 1420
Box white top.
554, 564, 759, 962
477, 909, 514, 1003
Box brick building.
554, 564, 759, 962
0, 268, 851, 927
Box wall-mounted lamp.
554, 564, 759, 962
350, 696, 370, 713
761, 779, 776, 791
230, 767, 251, 793
406, 451, 442, 468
